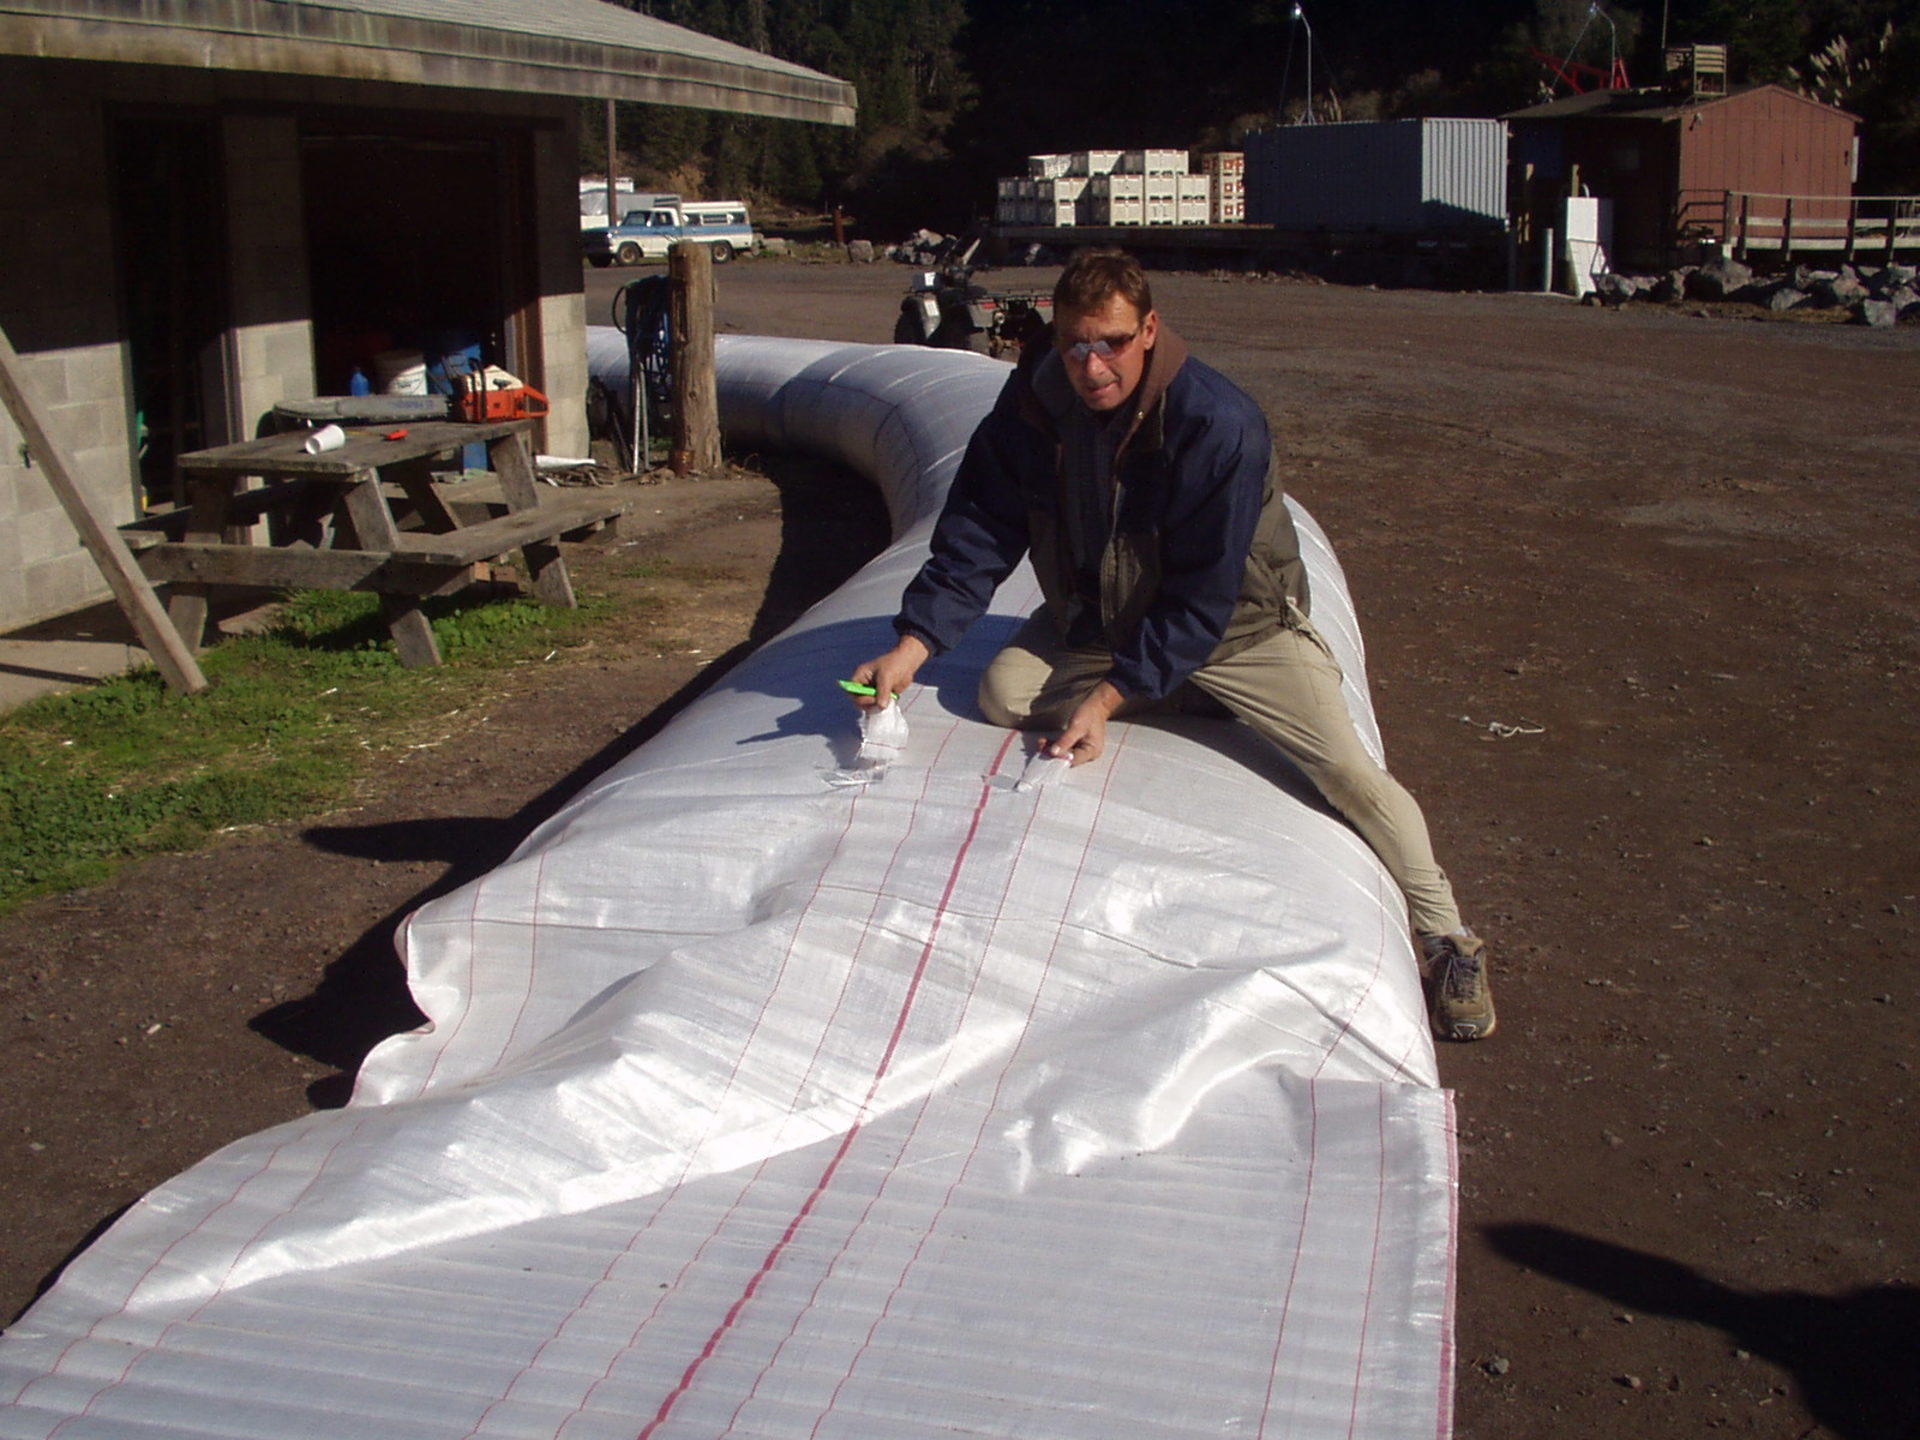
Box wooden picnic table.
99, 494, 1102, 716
134, 418, 628, 668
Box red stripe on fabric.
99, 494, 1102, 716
722, 776, 1041, 1436
489, 850, 550, 1072
1309, 863, 1395, 1083
455, 766, 885, 1439
417, 869, 491, 1094
1436, 1089, 1461, 1440
796, 729, 1130, 1437
634, 729, 1020, 1440
1256, 1077, 1320, 1439
30, 1104, 382, 1428
487, 697, 966, 1436
1343, 1085, 1391, 1439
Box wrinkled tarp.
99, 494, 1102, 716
0, 338, 1456, 1439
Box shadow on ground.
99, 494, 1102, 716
1485, 1223, 1920, 1440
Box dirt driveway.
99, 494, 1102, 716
6, 258, 1919, 1440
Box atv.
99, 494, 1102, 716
893, 239, 1052, 359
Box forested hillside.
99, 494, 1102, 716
588, 0, 1920, 233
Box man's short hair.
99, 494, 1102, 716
1054, 248, 1154, 322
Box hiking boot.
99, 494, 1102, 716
1422, 930, 1496, 1042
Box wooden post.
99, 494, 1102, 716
669, 241, 721, 476
1780, 196, 1795, 262
0, 318, 208, 695
1735, 193, 1752, 262
604, 101, 619, 227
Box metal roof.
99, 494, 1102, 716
1504, 81, 1855, 126
0, 0, 855, 124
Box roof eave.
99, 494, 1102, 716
0, 0, 857, 125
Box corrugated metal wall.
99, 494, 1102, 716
1246, 118, 1507, 231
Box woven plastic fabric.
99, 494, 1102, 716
0, 338, 1455, 1440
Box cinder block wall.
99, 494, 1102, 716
0, 58, 141, 630
534, 116, 590, 460
223, 113, 317, 446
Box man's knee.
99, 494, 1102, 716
978, 665, 1038, 728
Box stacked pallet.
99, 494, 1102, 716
997, 150, 1245, 227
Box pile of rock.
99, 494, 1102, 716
885, 229, 959, 266
1591, 259, 1920, 326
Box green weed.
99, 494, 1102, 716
0, 585, 611, 915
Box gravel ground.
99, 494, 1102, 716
5, 256, 1919, 1440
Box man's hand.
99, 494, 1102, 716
1048, 680, 1125, 766
850, 634, 930, 710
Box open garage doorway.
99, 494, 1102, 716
301, 125, 537, 404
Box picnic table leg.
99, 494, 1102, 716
388, 455, 460, 534
167, 470, 240, 651
488, 432, 576, 608
339, 474, 443, 668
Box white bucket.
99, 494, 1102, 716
372, 348, 428, 396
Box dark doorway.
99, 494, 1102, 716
112, 116, 229, 506
301, 130, 515, 398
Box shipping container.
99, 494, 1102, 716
1028, 153, 1071, 178
1245, 119, 1508, 231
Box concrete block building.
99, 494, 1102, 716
0, 0, 853, 633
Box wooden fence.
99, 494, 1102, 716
1710, 191, 1920, 264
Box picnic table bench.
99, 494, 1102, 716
130, 418, 629, 668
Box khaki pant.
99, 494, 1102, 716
977, 610, 1462, 935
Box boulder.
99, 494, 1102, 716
759, 237, 791, 257
847, 239, 875, 263
1592, 271, 1641, 305
1853, 299, 1899, 327
1648, 270, 1687, 304
1868, 264, 1916, 296
1787, 262, 1828, 292
1685, 257, 1755, 300
1757, 281, 1809, 312
1810, 271, 1870, 308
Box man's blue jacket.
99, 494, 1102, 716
895, 323, 1310, 702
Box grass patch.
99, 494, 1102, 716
0, 586, 610, 916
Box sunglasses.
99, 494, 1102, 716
1059, 330, 1140, 363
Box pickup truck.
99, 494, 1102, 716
583, 202, 756, 267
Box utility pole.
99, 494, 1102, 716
604, 99, 618, 227
1293, 4, 1316, 123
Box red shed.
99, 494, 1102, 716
1507, 70, 1859, 270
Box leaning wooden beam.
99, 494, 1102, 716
0, 320, 209, 696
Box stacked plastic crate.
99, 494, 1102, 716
1203, 151, 1245, 223
1087, 173, 1140, 226
1000, 148, 1221, 227
1119, 149, 1186, 225
1035, 175, 1088, 226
